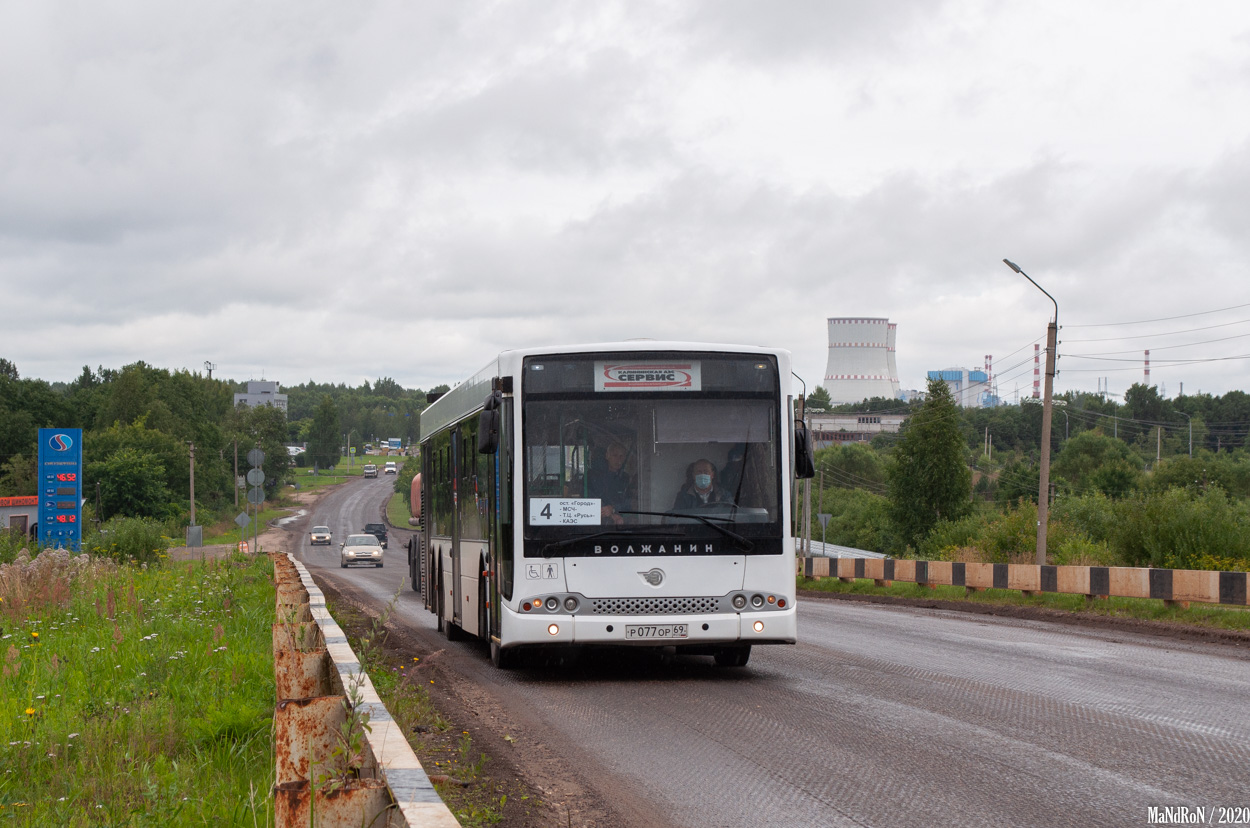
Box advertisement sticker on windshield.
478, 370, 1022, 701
530, 498, 601, 525
595, 361, 701, 392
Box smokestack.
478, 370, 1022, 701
1033, 344, 1041, 399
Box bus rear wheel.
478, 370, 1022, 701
491, 640, 520, 669
713, 645, 751, 667
441, 566, 464, 642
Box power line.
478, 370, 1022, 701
1065, 301, 1250, 329
1063, 316, 1250, 343
1064, 331, 1250, 357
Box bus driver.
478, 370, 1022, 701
588, 441, 633, 525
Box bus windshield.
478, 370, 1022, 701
521, 353, 782, 554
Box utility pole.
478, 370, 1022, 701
1038, 319, 1057, 565
188, 442, 196, 526
1004, 259, 1058, 566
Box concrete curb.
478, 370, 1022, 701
288, 553, 462, 828
799, 557, 1250, 608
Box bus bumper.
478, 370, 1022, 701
501, 604, 797, 647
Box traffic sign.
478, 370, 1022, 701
234, 512, 251, 528
247, 448, 265, 467
246, 468, 265, 486
247, 486, 265, 506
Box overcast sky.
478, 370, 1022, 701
4, 1, 1250, 402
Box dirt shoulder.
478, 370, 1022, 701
799, 587, 1250, 650
315, 576, 618, 828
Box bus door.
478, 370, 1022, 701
491, 396, 514, 639
450, 428, 462, 628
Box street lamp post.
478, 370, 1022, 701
1004, 259, 1058, 566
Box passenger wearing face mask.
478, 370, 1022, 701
671, 458, 734, 511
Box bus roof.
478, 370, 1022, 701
419, 341, 793, 440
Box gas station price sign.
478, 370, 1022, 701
38, 428, 83, 549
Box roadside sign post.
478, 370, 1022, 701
818, 512, 831, 552
235, 511, 251, 554
246, 449, 264, 553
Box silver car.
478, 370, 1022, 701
340, 534, 384, 568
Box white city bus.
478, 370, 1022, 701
415, 342, 816, 668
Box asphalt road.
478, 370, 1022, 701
293, 476, 1250, 828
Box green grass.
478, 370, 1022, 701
385, 492, 412, 529
798, 576, 1250, 632
202, 506, 289, 547
0, 552, 276, 825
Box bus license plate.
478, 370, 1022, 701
624, 624, 688, 640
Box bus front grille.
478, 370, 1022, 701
589, 596, 721, 615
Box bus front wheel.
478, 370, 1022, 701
713, 645, 751, 667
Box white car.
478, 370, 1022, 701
340, 534, 384, 568
384, 462, 398, 475
309, 526, 332, 546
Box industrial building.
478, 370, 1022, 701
927, 368, 993, 408
808, 412, 909, 449
234, 380, 288, 415
822, 317, 901, 405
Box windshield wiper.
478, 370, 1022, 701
616, 510, 754, 551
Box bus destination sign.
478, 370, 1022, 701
594, 361, 701, 392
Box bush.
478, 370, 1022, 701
817, 488, 903, 556
1111, 486, 1250, 570
81, 516, 173, 565
1051, 492, 1119, 546
920, 513, 987, 560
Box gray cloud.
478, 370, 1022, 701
2, 1, 1249, 401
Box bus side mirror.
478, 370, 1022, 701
794, 419, 816, 479
477, 390, 503, 454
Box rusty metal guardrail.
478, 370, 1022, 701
273, 551, 461, 827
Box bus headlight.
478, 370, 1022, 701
548, 624, 560, 636
732, 594, 747, 609
545, 597, 558, 611
563, 596, 579, 612
750, 594, 764, 608
753, 620, 765, 633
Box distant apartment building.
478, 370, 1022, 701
234, 380, 288, 416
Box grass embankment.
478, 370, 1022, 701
798, 575, 1250, 632
385, 492, 411, 529
0, 551, 276, 825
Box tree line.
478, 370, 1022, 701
0, 359, 446, 539
805, 379, 1250, 572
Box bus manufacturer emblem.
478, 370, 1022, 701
639, 568, 664, 586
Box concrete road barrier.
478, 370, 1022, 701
800, 557, 1249, 609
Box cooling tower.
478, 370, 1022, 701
822, 317, 901, 405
